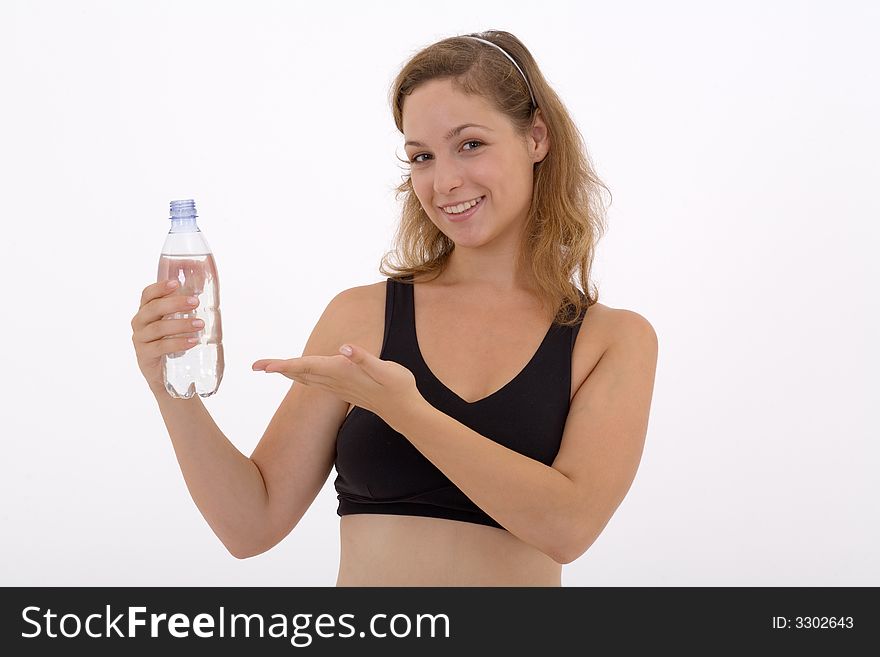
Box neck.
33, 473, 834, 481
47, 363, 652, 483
437, 246, 540, 298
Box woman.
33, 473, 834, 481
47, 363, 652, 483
131, 30, 658, 586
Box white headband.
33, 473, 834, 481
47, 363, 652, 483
462, 36, 537, 109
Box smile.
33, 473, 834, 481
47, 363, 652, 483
440, 196, 484, 222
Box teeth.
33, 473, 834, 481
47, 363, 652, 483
442, 197, 482, 214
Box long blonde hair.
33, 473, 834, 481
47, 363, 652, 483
379, 29, 610, 325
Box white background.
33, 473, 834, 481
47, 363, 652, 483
1, 0, 877, 586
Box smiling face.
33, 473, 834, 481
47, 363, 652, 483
402, 78, 548, 251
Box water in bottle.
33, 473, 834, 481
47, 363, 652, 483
156, 199, 225, 398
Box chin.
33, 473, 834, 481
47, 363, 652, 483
448, 231, 496, 250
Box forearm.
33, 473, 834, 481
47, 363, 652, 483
388, 399, 579, 563
150, 383, 269, 557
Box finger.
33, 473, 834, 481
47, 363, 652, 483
257, 356, 310, 374
140, 279, 181, 308
253, 355, 349, 378
252, 359, 302, 373
132, 289, 199, 333
142, 335, 201, 360
133, 279, 184, 331
142, 316, 205, 343
337, 344, 382, 383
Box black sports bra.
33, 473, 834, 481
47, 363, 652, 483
333, 275, 587, 530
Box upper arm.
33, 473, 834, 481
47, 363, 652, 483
249, 285, 376, 551
551, 310, 659, 561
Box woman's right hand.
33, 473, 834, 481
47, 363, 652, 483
131, 280, 203, 392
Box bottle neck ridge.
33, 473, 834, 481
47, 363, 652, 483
169, 218, 200, 234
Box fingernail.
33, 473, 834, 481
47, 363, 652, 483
340, 345, 353, 356
166, 280, 179, 289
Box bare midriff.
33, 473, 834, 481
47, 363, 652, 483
336, 513, 563, 586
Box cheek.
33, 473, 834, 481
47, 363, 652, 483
473, 155, 522, 195
491, 162, 532, 206
411, 173, 428, 196
411, 179, 433, 213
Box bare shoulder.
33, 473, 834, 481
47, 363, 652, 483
320, 280, 387, 357
326, 279, 385, 313
583, 302, 657, 349
595, 305, 659, 385
569, 302, 656, 396
609, 306, 658, 348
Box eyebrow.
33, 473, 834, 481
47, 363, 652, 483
404, 123, 493, 148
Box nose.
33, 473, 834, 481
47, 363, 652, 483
432, 156, 463, 198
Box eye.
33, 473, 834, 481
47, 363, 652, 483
409, 140, 484, 164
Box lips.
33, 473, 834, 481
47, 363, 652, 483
440, 195, 485, 222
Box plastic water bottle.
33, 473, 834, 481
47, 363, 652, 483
156, 199, 225, 399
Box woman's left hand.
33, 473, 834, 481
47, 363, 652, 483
252, 344, 424, 427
